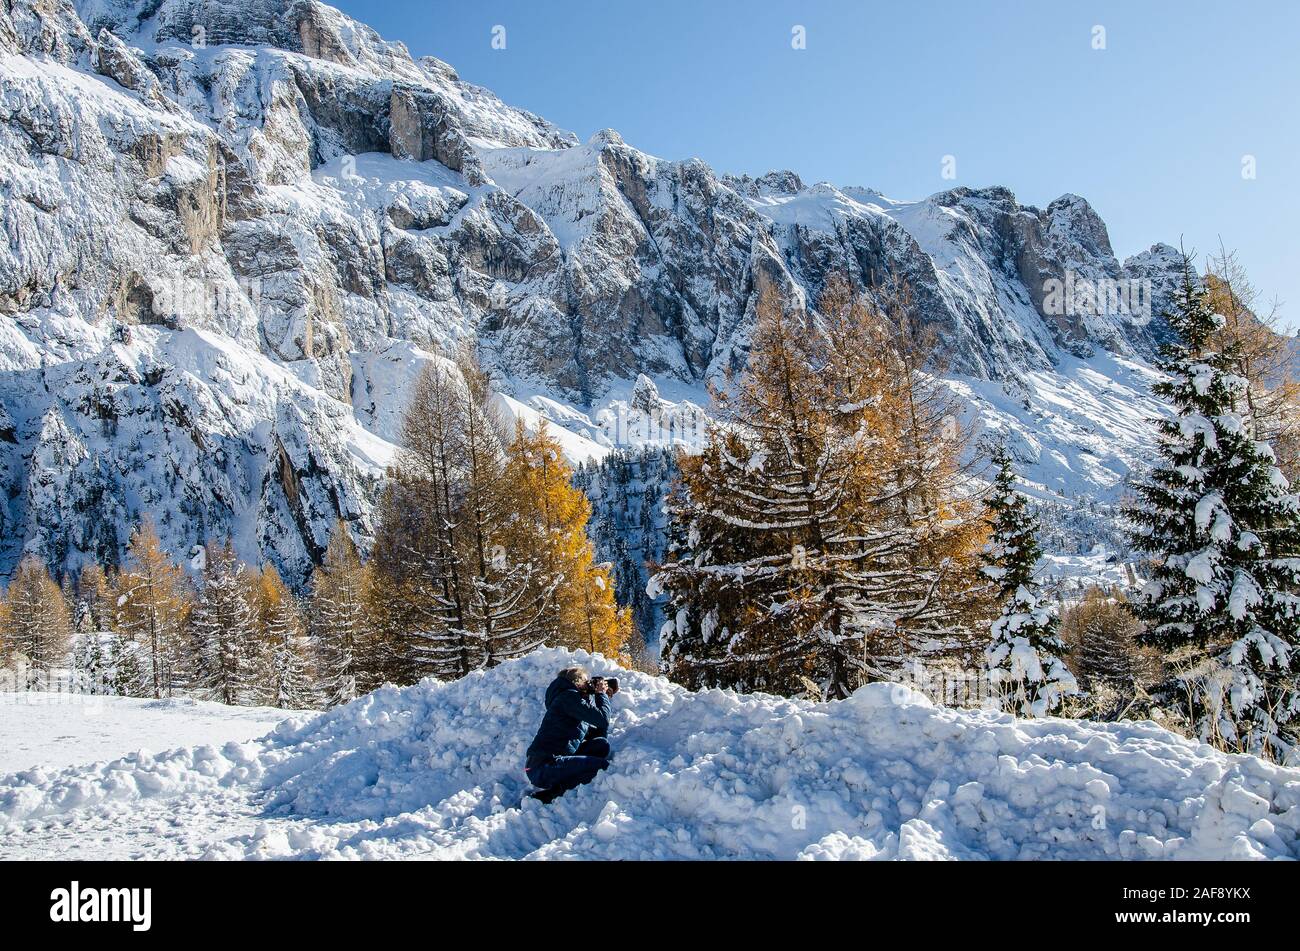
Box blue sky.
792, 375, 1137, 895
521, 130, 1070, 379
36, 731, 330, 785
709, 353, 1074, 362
334, 0, 1299, 328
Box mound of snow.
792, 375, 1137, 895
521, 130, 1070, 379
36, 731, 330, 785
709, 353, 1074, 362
2, 649, 1298, 860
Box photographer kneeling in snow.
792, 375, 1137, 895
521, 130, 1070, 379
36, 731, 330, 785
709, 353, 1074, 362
525, 666, 618, 801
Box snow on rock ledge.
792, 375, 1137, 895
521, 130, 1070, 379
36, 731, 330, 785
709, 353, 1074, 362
2, 648, 1297, 860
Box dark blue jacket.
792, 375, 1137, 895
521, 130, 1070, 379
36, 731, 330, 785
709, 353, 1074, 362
525, 677, 612, 765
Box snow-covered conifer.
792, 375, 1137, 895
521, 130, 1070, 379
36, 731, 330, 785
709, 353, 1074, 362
1127, 258, 1300, 760
71, 630, 110, 695
981, 445, 1078, 717
105, 631, 147, 698
1064, 589, 1149, 691
656, 279, 983, 699
190, 539, 258, 705
574, 447, 675, 659
311, 523, 375, 705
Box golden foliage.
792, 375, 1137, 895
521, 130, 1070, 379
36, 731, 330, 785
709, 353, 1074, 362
0, 555, 73, 687
311, 521, 383, 703
503, 422, 632, 661
115, 516, 192, 698
1204, 248, 1300, 479
661, 276, 990, 698
373, 345, 628, 679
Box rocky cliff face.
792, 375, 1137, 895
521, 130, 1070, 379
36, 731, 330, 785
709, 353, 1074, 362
0, 0, 1182, 583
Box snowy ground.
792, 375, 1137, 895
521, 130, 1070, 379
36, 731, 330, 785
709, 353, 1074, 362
1042, 548, 1139, 597
0, 693, 302, 776
1, 650, 1297, 860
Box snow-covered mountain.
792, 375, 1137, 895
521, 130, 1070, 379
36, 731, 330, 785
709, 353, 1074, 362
2, 647, 1297, 859
1, 0, 1183, 583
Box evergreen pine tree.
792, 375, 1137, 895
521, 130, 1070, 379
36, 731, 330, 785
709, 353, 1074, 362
981, 445, 1078, 717
190, 539, 257, 705
70, 563, 115, 695
105, 631, 147, 698
1126, 257, 1300, 760
1065, 589, 1149, 690
71, 627, 109, 695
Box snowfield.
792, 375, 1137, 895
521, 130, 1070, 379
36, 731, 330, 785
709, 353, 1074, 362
0, 693, 302, 776
1, 649, 1297, 860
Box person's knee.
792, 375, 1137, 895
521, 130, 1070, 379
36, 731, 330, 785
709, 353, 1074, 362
532, 765, 556, 788
589, 737, 611, 758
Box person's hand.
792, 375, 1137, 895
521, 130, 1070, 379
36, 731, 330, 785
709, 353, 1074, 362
588, 677, 608, 696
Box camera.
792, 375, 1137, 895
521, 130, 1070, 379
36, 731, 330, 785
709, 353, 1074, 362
580, 676, 617, 695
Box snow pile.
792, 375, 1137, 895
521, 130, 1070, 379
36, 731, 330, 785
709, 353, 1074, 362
3, 648, 1298, 859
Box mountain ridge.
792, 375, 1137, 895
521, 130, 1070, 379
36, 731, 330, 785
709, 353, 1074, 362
1, 0, 1181, 583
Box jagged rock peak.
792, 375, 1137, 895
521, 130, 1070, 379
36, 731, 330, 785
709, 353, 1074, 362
587, 128, 625, 148
1045, 193, 1114, 258
723, 169, 806, 197
629, 374, 662, 414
